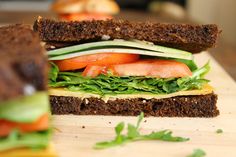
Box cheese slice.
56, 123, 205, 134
0, 144, 57, 157
49, 84, 213, 102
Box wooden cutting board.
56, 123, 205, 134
52, 52, 236, 157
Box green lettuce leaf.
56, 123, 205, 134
49, 62, 210, 96
0, 130, 50, 151
191, 61, 210, 79
172, 58, 198, 71
49, 62, 59, 82
0, 92, 49, 123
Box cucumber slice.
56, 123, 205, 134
48, 40, 193, 60
0, 92, 49, 123
49, 48, 192, 60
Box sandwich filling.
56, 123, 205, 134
0, 92, 51, 151
48, 39, 211, 98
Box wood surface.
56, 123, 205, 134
52, 52, 236, 157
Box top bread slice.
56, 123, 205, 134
0, 24, 48, 102
34, 18, 220, 53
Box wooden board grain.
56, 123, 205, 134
52, 52, 236, 157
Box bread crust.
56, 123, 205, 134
34, 18, 220, 53
0, 25, 48, 102
50, 93, 219, 117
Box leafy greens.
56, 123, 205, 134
94, 112, 189, 149
0, 130, 50, 151
187, 149, 206, 157
49, 62, 210, 96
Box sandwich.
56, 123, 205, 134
34, 17, 220, 117
0, 25, 56, 156
51, 0, 120, 21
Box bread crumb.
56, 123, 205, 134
101, 35, 110, 40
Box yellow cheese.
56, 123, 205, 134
0, 145, 57, 157
49, 84, 213, 102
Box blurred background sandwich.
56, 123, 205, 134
51, 0, 120, 21
0, 25, 56, 157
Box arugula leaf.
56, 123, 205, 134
171, 58, 198, 71
115, 122, 125, 136
127, 124, 139, 138
49, 62, 59, 82
187, 149, 206, 157
142, 130, 189, 142
136, 112, 144, 129
216, 129, 223, 134
94, 112, 189, 149
49, 62, 210, 96
49, 67, 209, 96
191, 61, 210, 79
95, 122, 128, 149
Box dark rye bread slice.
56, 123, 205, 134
50, 93, 219, 117
34, 18, 220, 53
0, 24, 48, 102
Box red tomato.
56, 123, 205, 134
82, 60, 192, 78
60, 13, 112, 21
82, 65, 107, 77
0, 114, 49, 137
55, 53, 139, 71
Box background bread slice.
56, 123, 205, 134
34, 18, 220, 53
0, 25, 48, 102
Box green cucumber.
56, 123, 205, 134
48, 40, 193, 60
49, 48, 192, 60
0, 92, 49, 123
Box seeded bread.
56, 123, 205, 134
50, 93, 219, 117
34, 18, 220, 53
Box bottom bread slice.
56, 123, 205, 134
50, 93, 219, 117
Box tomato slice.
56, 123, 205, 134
82, 65, 107, 77
60, 13, 112, 21
0, 114, 49, 137
82, 59, 192, 78
55, 53, 139, 71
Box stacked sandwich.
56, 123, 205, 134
34, 18, 220, 117
51, 0, 120, 21
0, 25, 56, 156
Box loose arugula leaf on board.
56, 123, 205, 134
142, 130, 189, 142
136, 112, 144, 129
94, 112, 189, 149
216, 129, 223, 134
127, 124, 140, 139
94, 122, 128, 149
187, 149, 206, 157
115, 122, 125, 134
